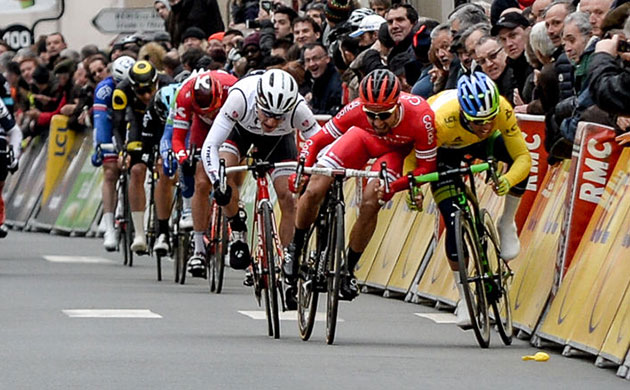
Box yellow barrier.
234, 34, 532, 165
364, 192, 419, 289
537, 150, 630, 346
43, 115, 78, 204
355, 195, 401, 282
386, 194, 437, 294
508, 161, 571, 334
599, 284, 630, 365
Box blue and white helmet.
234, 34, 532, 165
111, 55, 136, 84
456, 72, 500, 121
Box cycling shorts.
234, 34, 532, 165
317, 126, 409, 183
219, 125, 298, 180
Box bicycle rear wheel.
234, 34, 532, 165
123, 177, 134, 267
326, 203, 345, 345
482, 209, 513, 345
262, 203, 280, 339
455, 210, 490, 348
208, 204, 228, 294
177, 232, 192, 285
297, 223, 321, 341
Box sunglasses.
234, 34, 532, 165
467, 115, 497, 126
259, 107, 285, 120
134, 85, 156, 96
363, 105, 397, 121
477, 47, 503, 65
91, 68, 105, 77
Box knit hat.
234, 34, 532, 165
208, 32, 225, 42
32, 65, 50, 84
154, 0, 170, 10
182, 27, 206, 41
53, 58, 76, 74
325, 0, 353, 24
242, 32, 261, 49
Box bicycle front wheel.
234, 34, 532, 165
482, 209, 513, 345
326, 202, 345, 345
297, 223, 321, 341
208, 204, 228, 294
455, 210, 490, 348
262, 203, 280, 339
123, 178, 134, 268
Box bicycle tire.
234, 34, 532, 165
208, 204, 227, 294
481, 209, 513, 345
297, 222, 320, 341
178, 232, 191, 285
262, 202, 280, 339
455, 210, 490, 348
172, 190, 183, 283
326, 202, 345, 345
118, 177, 129, 266
123, 177, 134, 268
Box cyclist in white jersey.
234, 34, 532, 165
201, 69, 321, 273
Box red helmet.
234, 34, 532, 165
190, 71, 223, 115
359, 69, 401, 110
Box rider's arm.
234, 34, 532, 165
171, 87, 193, 162
499, 100, 532, 187
0, 99, 22, 161
111, 86, 129, 150
93, 80, 114, 148
386, 109, 438, 199
200, 88, 247, 183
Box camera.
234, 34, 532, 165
618, 39, 630, 53
246, 19, 261, 29
260, 0, 272, 12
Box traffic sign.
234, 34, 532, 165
92, 7, 164, 34
1, 24, 34, 51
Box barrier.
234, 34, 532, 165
386, 194, 438, 295
599, 281, 630, 368
364, 192, 419, 290
53, 137, 104, 235
32, 129, 87, 231
508, 161, 570, 335
514, 114, 549, 232
43, 115, 79, 204
1, 134, 41, 221
4, 136, 48, 228
556, 122, 622, 280
355, 195, 401, 283
536, 150, 630, 347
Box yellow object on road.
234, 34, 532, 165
522, 352, 550, 362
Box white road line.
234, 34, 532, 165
238, 310, 343, 322
414, 313, 457, 324
62, 310, 162, 318
43, 255, 115, 264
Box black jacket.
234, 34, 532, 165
588, 52, 630, 116
554, 50, 574, 100
310, 63, 343, 116
507, 53, 533, 97
167, 0, 225, 47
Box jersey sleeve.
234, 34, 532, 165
93, 81, 114, 147
201, 87, 246, 183
172, 83, 194, 161
498, 98, 531, 187
291, 100, 321, 139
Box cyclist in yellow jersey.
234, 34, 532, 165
425, 72, 531, 328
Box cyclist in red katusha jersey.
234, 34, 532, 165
171, 70, 237, 278
285, 68, 437, 303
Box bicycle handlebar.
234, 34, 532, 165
224, 161, 298, 175
410, 162, 490, 184
303, 166, 382, 179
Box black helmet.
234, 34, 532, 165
128, 60, 158, 90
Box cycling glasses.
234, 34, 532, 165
363, 105, 397, 121
467, 114, 498, 126
258, 106, 285, 120
133, 84, 156, 96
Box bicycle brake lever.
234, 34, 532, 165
407, 173, 417, 208
380, 162, 390, 194
219, 158, 226, 193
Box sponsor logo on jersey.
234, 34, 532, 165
96, 85, 112, 101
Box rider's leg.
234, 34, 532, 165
102, 160, 120, 250
129, 158, 147, 252
192, 160, 211, 254
272, 174, 296, 248
154, 162, 176, 253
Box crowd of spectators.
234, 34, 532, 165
1, 0, 630, 159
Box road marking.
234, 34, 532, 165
44, 255, 115, 264
238, 310, 343, 322
63, 310, 162, 318
414, 313, 457, 324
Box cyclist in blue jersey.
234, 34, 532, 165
0, 98, 22, 238
91, 55, 136, 251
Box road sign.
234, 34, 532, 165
1, 24, 34, 50
91, 7, 164, 34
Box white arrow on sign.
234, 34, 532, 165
92, 7, 164, 34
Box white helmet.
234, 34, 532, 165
348, 8, 375, 30
112, 56, 136, 83
256, 69, 299, 115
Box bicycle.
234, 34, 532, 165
99, 144, 133, 267
206, 172, 228, 293
407, 158, 513, 348
295, 160, 389, 345
145, 146, 163, 281
174, 144, 198, 285
219, 158, 296, 339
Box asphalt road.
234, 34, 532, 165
1, 231, 627, 389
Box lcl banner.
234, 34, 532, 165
514, 114, 549, 233
556, 122, 622, 282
